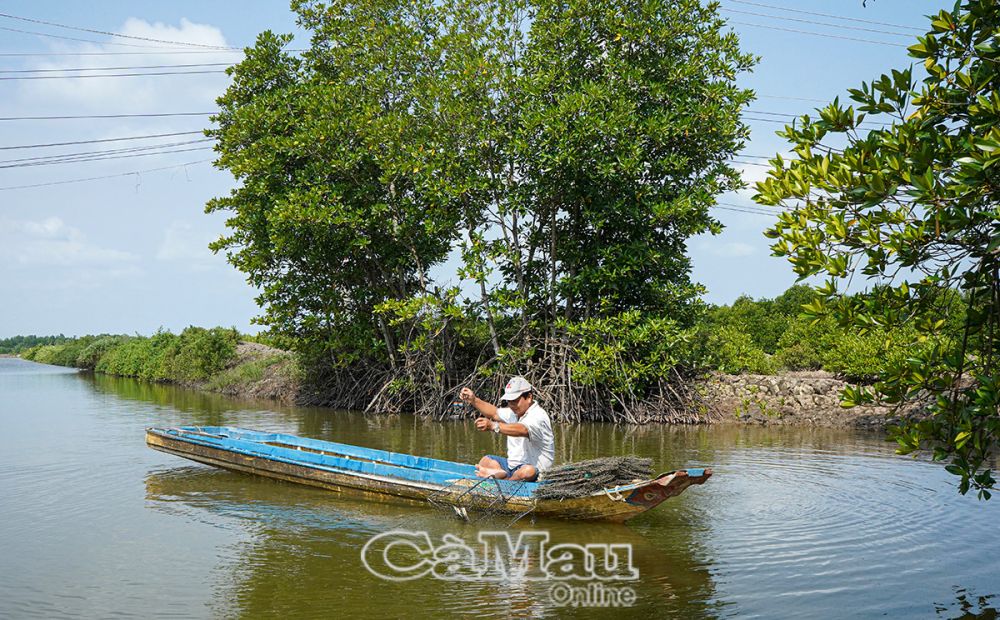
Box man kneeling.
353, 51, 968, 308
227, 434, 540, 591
459, 376, 554, 482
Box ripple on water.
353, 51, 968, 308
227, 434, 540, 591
682, 442, 998, 617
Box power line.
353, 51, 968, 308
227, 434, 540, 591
0, 130, 206, 151
758, 93, 830, 104
0, 50, 247, 57
0, 69, 228, 80
720, 7, 916, 38
0, 138, 213, 167
726, 0, 925, 33
0, 158, 213, 191
0, 62, 232, 74
744, 114, 888, 129
714, 201, 783, 217
0, 112, 214, 121
0, 49, 306, 57
713, 205, 778, 217
0, 24, 217, 50
732, 159, 774, 167
730, 20, 906, 48
0, 11, 239, 50
0, 145, 215, 170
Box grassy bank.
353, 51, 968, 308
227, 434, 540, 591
11, 284, 949, 417
20, 328, 300, 402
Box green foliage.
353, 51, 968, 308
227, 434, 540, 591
75, 336, 129, 370
207, 0, 755, 416
820, 326, 919, 383
708, 325, 777, 375
168, 327, 241, 381
0, 334, 72, 354
23, 337, 98, 367
566, 312, 697, 396
773, 316, 833, 371
758, 0, 1000, 496
707, 285, 816, 354
709, 296, 783, 353
23, 327, 240, 383
96, 333, 173, 381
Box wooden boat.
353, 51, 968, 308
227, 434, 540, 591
146, 426, 711, 523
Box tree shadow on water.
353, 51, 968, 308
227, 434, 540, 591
937, 587, 998, 620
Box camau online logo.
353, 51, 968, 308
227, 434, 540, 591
361, 529, 639, 608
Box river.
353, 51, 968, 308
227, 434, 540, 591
0, 357, 997, 618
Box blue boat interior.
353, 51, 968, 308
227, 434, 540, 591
151, 426, 540, 498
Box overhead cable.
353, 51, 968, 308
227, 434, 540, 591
0, 11, 238, 50
0, 130, 205, 151
726, 0, 924, 33
0, 138, 213, 167
0, 49, 306, 57
0, 69, 227, 80
0, 50, 247, 57
0, 145, 214, 169
730, 20, 906, 47
0, 25, 218, 50
0, 112, 214, 121
720, 7, 916, 38
0, 158, 213, 191
0, 62, 232, 73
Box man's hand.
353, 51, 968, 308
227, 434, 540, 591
462, 387, 499, 421
475, 417, 493, 432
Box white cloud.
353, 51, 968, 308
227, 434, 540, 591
156, 220, 214, 260
696, 240, 756, 258
17, 18, 234, 115
0, 216, 138, 267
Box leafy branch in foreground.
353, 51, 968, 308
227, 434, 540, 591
758, 1, 1000, 497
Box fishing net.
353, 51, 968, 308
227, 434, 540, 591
426, 476, 535, 526
532, 456, 653, 500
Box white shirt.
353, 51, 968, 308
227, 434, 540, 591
497, 401, 555, 472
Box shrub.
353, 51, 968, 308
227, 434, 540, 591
170, 326, 240, 380
95, 336, 159, 379
821, 326, 920, 383
566, 311, 699, 396
709, 325, 777, 374
75, 335, 128, 370
774, 316, 836, 371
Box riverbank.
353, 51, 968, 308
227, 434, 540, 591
15, 334, 913, 429
701, 371, 921, 430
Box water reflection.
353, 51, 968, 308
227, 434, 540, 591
1, 361, 985, 618
144, 466, 719, 619
937, 588, 999, 620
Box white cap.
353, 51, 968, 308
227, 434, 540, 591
501, 376, 533, 402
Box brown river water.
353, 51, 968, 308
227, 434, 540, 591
0, 357, 997, 618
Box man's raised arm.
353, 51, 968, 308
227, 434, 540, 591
459, 387, 500, 420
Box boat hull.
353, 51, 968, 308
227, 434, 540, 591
146, 427, 711, 523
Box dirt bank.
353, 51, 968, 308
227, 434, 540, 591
701, 371, 923, 429
198, 342, 301, 403
179, 347, 916, 430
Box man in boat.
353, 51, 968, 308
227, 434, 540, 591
459, 376, 555, 482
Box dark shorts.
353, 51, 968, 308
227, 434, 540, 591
486, 455, 538, 481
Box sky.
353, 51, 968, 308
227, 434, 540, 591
0, 0, 953, 338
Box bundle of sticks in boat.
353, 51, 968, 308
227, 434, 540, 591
534, 456, 653, 500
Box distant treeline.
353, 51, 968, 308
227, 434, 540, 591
12, 284, 961, 399
20, 327, 241, 383
702, 285, 962, 383
0, 334, 73, 354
